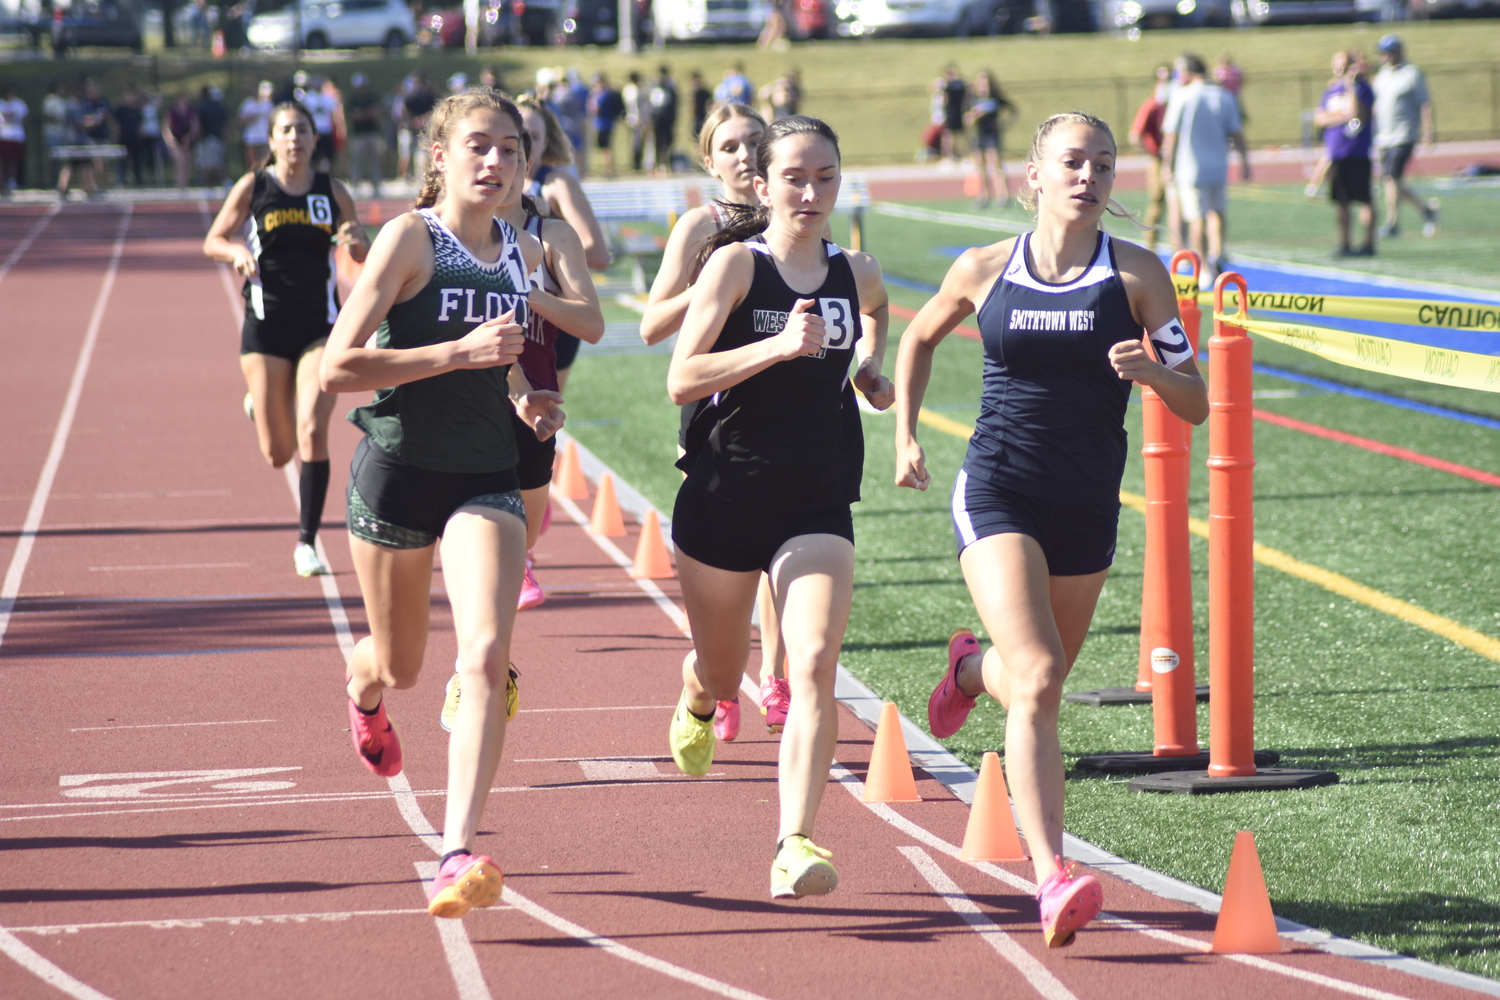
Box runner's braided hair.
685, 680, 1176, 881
696, 115, 841, 271
415, 88, 530, 210
261, 101, 315, 168
1018, 111, 1139, 225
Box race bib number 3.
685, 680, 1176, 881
819, 297, 855, 352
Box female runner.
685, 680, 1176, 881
320, 88, 555, 918
893, 112, 1207, 946
517, 95, 611, 391
666, 116, 895, 899
204, 100, 367, 577
640, 104, 791, 745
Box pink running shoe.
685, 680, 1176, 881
760, 676, 790, 733
518, 561, 545, 610
427, 853, 503, 919
928, 628, 980, 739
346, 673, 403, 777
1036, 857, 1103, 948
713, 698, 741, 741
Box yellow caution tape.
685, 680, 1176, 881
1172, 275, 1500, 332
1214, 313, 1500, 394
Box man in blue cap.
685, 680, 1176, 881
1371, 34, 1438, 238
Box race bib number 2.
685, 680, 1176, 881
819, 297, 855, 352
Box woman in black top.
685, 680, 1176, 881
665, 116, 894, 900
205, 101, 367, 577
964, 70, 1016, 208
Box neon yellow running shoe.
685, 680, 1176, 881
668, 688, 715, 776
771, 835, 839, 899
439, 665, 519, 733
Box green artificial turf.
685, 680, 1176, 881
559, 191, 1500, 980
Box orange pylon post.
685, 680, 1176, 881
1169, 250, 1204, 353
1208, 273, 1257, 778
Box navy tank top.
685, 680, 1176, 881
679, 239, 864, 512
963, 231, 1139, 503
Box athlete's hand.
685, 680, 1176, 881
229, 245, 258, 279
1109, 338, 1162, 384
517, 391, 565, 441
453, 310, 526, 369
895, 438, 931, 492
332, 220, 367, 248
854, 362, 895, 411
771, 298, 826, 361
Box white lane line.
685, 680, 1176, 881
415, 862, 497, 1000
0, 202, 60, 284
899, 847, 1078, 1000
0, 205, 131, 656
9, 908, 435, 936
0, 926, 114, 1000
551, 492, 688, 635
517, 704, 676, 713
88, 562, 251, 572
500, 887, 775, 1000
70, 719, 279, 732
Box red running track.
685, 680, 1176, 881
0, 202, 1490, 1000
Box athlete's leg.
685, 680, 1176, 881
294, 343, 337, 463
990, 146, 1011, 201
240, 352, 297, 468
769, 534, 854, 841
677, 550, 761, 716
1204, 210, 1224, 266
755, 572, 785, 686
346, 537, 435, 709
520, 484, 549, 551
955, 533, 1106, 883
439, 504, 527, 855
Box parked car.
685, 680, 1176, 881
246, 0, 416, 50
1228, 0, 1376, 23
562, 0, 618, 43
1095, 0, 1229, 29
423, 0, 512, 46
787, 0, 830, 36
513, 0, 560, 43
832, 0, 1000, 36
654, 0, 769, 41
50, 0, 143, 52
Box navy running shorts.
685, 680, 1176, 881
346, 436, 524, 550
509, 407, 558, 492
555, 331, 582, 370
951, 468, 1119, 576
671, 481, 854, 574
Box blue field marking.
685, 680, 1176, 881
885, 273, 941, 295
1254, 364, 1500, 432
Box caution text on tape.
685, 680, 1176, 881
1173, 275, 1500, 332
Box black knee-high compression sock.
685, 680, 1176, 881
298, 459, 330, 546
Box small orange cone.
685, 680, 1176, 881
963, 172, 981, 198
630, 510, 675, 579
861, 703, 921, 803
1211, 831, 1282, 954
959, 752, 1027, 862
554, 439, 588, 500
369, 201, 382, 226
590, 473, 626, 537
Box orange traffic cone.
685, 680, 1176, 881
959, 752, 1027, 862
1211, 831, 1282, 954
861, 703, 920, 803
630, 509, 675, 579
369, 201, 382, 226
590, 473, 626, 537
554, 439, 588, 500
963, 172, 981, 198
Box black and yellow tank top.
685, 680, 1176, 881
243, 169, 341, 324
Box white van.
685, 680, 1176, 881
247, 0, 417, 50
654, 0, 770, 41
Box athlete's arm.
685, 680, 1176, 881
545, 172, 612, 271
893, 243, 1007, 491
532, 217, 605, 344
508, 365, 565, 441
1112, 241, 1208, 426
848, 250, 894, 411
320, 213, 525, 394
329, 178, 370, 265
640, 205, 715, 346
202, 173, 258, 278
667, 243, 823, 405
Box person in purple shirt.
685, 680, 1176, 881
1313, 50, 1376, 257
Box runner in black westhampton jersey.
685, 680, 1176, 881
204, 100, 367, 577
320, 88, 556, 920
665, 116, 895, 900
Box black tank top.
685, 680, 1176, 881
243, 169, 341, 324
678, 239, 863, 512
964, 231, 1138, 502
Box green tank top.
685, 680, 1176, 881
348, 209, 532, 473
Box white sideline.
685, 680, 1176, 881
0, 202, 59, 285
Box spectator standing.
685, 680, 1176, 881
1314, 50, 1376, 257
759, 69, 801, 121
587, 72, 624, 178
1129, 64, 1175, 252
934, 65, 966, 162
1371, 34, 1439, 238
623, 71, 649, 172
1160, 53, 1250, 285
400, 71, 436, 183
346, 73, 385, 196
195, 85, 227, 187
0, 85, 27, 196
298, 74, 337, 172
42, 81, 70, 187
558, 69, 591, 176
688, 71, 712, 140
114, 87, 145, 186
140, 89, 165, 185
964, 69, 1014, 209
478, 65, 502, 90
239, 80, 274, 169
162, 91, 200, 189
714, 64, 754, 107
649, 64, 678, 174
77, 79, 113, 194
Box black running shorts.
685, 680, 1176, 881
241, 313, 331, 363
671, 481, 854, 574
346, 437, 524, 550
509, 408, 558, 492
951, 469, 1119, 576
1330, 156, 1372, 205
555, 330, 582, 370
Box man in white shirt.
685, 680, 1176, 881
239, 80, 274, 170
1160, 53, 1251, 285
1371, 34, 1438, 238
